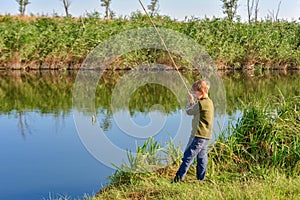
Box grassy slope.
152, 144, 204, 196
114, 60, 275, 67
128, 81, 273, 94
95, 171, 300, 200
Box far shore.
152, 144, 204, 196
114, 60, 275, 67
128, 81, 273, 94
0, 62, 299, 71
1, 16, 299, 72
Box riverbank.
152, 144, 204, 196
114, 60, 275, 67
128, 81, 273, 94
95, 95, 300, 199
0, 15, 299, 70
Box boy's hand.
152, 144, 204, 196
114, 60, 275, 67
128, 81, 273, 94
187, 93, 195, 105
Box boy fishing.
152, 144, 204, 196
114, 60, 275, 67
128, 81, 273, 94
173, 80, 214, 182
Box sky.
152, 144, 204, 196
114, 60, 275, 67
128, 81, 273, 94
0, 0, 299, 21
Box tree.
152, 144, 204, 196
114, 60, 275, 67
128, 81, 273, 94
220, 0, 238, 21
267, 1, 281, 22
61, 0, 72, 17
254, 0, 259, 22
109, 9, 116, 19
15, 0, 30, 16
147, 0, 159, 16
100, 0, 112, 19
247, 0, 254, 23
247, 0, 259, 23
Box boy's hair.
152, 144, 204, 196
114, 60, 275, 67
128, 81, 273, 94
191, 80, 210, 92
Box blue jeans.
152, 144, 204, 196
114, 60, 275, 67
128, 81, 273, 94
175, 136, 209, 180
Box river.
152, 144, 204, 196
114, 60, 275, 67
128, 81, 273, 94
0, 70, 299, 199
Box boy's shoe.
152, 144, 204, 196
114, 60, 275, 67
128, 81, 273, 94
171, 174, 183, 183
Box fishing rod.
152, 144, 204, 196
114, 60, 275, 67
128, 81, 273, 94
138, 0, 192, 96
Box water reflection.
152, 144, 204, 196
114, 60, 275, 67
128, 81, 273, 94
0, 70, 299, 137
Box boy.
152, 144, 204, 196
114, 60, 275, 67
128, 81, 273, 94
173, 80, 214, 182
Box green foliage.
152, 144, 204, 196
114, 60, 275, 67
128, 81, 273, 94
0, 15, 299, 69
210, 95, 300, 177
15, 0, 30, 16
100, 0, 112, 19
147, 0, 159, 16
111, 136, 182, 186
123, 137, 163, 173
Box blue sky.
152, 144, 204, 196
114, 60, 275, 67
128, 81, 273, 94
1, 0, 299, 21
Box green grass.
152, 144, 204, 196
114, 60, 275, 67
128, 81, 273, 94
209, 95, 300, 177
0, 14, 299, 69
41, 174, 300, 200
95, 174, 300, 200
95, 94, 300, 199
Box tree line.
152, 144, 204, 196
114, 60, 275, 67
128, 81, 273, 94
14, 0, 287, 22
15, 0, 159, 19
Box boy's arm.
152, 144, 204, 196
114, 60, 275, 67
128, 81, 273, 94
186, 101, 199, 115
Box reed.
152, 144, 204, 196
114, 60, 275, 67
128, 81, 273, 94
208, 94, 300, 179
0, 14, 299, 69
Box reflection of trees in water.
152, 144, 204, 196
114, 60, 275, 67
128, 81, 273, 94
17, 111, 32, 139
16, 110, 68, 139
100, 114, 112, 131
1, 70, 300, 132
0, 70, 76, 115
0, 70, 75, 138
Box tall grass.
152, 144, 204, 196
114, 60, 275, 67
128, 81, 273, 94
110, 137, 182, 186
208, 94, 300, 179
0, 14, 299, 69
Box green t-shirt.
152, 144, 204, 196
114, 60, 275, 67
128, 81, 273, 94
186, 97, 214, 139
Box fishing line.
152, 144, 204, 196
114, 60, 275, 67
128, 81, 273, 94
138, 0, 191, 94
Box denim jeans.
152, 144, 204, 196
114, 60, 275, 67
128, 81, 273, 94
175, 136, 209, 180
